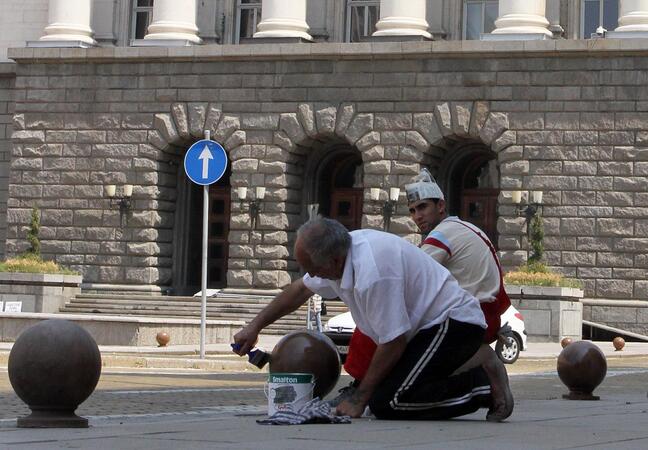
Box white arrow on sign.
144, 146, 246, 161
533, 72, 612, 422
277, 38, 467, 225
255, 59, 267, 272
199, 145, 214, 179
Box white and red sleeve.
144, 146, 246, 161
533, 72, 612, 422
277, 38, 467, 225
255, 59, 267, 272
421, 230, 451, 265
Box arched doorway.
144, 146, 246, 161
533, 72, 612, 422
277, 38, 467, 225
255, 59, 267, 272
173, 167, 231, 294
313, 147, 363, 231
440, 143, 499, 246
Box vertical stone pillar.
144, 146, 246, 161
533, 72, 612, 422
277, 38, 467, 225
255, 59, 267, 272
38, 0, 96, 45
144, 0, 202, 44
373, 0, 431, 38
254, 0, 312, 40
489, 0, 552, 38
546, 0, 564, 36
616, 0, 648, 32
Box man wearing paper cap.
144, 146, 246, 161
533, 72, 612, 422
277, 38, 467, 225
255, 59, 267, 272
406, 169, 510, 343
338, 168, 513, 422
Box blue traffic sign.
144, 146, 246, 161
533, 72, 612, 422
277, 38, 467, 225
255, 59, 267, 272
184, 140, 228, 186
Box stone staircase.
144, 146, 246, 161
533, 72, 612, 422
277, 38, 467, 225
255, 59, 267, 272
60, 292, 349, 335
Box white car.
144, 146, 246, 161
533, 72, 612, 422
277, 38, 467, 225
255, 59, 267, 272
324, 305, 528, 364
496, 305, 528, 364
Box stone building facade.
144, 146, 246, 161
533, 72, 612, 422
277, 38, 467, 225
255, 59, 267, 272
2, 1, 648, 329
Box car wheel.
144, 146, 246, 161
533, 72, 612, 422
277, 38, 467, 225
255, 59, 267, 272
495, 334, 521, 364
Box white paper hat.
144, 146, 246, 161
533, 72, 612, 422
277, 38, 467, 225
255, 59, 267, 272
405, 168, 445, 203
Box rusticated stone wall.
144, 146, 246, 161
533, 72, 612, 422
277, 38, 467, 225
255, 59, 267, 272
5, 41, 648, 305
0, 63, 14, 259
150, 99, 510, 289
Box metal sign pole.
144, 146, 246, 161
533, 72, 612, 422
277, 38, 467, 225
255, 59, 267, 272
200, 130, 211, 359
183, 130, 226, 360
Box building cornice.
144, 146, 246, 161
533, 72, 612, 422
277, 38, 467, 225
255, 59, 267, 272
7, 38, 648, 63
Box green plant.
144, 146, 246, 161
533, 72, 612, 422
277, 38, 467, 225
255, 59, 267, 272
26, 207, 41, 257
528, 213, 544, 263
505, 210, 581, 287
0, 208, 79, 275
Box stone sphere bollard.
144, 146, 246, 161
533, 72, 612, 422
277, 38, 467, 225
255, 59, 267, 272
557, 340, 607, 401
560, 337, 573, 348
8, 319, 102, 428
156, 331, 171, 347
269, 330, 341, 399
613, 336, 625, 351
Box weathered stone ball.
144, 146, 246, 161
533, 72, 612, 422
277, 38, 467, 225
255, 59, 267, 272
156, 331, 170, 347
557, 340, 606, 398
269, 330, 341, 399
8, 319, 102, 412
561, 337, 573, 348
613, 336, 625, 351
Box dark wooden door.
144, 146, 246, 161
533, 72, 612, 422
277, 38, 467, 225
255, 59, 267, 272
461, 188, 498, 247
186, 185, 230, 290
330, 188, 363, 231
207, 186, 230, 288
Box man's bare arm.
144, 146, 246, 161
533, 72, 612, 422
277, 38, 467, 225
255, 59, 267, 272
232, 279, 314, 355
336, 333, 408, 417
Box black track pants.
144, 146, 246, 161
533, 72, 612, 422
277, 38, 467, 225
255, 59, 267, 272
369, 318, 491, 420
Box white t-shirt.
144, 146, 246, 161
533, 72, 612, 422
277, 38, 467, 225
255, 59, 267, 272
302, 229, 485, 344
421, 216, 500, 304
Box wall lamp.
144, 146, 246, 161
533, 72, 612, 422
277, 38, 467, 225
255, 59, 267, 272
105, 184, 133, 211
512, 190, 543, 223
237, 186, 266, 229
371, 187, 400, 231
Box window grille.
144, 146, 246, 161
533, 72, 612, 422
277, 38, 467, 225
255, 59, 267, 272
463, 0, 498, 40
346, 0, 380, 42
235, 0, 262, 43
131, 0, 154, 41
581, 0, 619, 38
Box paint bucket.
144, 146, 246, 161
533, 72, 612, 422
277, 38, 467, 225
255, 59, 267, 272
266, 373, 314, 416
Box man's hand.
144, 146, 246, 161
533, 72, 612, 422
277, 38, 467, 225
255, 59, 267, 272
231, 279, 314, 356
335, 393, 368, 418
232, 326, 259, 356
336, 333, 408, 418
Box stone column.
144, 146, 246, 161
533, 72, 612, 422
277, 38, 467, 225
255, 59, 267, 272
489, 0, 552, 38
38, 0, 96, 45
144, 0, 202, 44
253, 0, 312, 40
373, 0, 431, 38
616, 0, 648, 32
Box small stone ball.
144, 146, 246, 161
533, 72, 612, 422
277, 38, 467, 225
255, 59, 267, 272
557, 340, 607, 398
8, 319, 101, 411
156, 331, 170, 347
613, 336, 625, 351
269, 330, 341, 399
561, 337, 573, 348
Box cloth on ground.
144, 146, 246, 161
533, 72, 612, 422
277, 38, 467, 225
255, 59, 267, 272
257, 398, 352, 425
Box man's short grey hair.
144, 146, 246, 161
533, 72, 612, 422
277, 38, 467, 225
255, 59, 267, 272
297, 217, 351, 267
